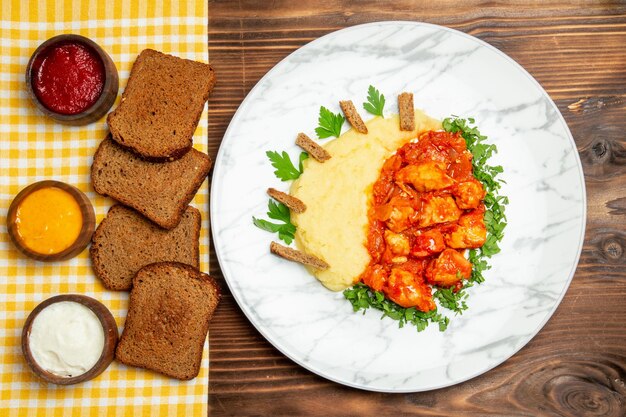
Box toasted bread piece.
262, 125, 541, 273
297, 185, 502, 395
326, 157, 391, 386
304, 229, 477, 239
107, 49, 216, 161
115, 262, 220, 380
339, 100, 368, 134
270, 241, 329, 270
398, 92, 415, 131
90, 205, 200, 290
295, 132, 331, 162
267, 188, 306, 214
91, 135, 211, 229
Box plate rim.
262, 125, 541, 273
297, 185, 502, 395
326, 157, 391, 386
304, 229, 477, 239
209, 20, 587, 393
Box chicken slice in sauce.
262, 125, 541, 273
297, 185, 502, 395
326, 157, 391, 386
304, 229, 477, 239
411, 228, 446, 258
425, 248, 472, 289
445, 204, 487, 249
395, 161, 454, 192
453, 178, 485, 210
361, 264, 436, 311
417, 195, 462, 228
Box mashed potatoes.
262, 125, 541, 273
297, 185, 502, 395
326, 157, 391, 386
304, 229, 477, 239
290, 110, 441, 291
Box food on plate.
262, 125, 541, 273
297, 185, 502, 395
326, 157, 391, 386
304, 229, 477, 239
296, 132, 331, 162
290, 110, 440, 291
359, 130, 486, 311
91, 135, 211, 229
346, 116, 507, 330
253, 86, 506, 330
12, 186, 82, 255
267, 188, 306, 214
90, 205, 201, 290
115, 262, 220, 380
398, 92, 415, 131
270, 241, 329, 270
107, 49, 216, 161
339, 100, 368, 134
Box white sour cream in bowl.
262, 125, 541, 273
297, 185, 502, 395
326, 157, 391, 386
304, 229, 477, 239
29, 301, 105, 377
22, 295, 118, 384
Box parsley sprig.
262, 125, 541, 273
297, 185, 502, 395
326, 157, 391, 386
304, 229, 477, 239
253, 199, 296, 244
363, 85, 385, 117
344, 284, 449, 332
315, 106, 344, 139
343, 116, 507, 332
257, 150, 308, 243
266, 150, 308, 181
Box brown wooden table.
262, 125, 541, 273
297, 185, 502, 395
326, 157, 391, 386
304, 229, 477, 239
207, 2, 626, 415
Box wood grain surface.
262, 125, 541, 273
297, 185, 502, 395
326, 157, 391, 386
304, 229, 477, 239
207, 1, 626, 416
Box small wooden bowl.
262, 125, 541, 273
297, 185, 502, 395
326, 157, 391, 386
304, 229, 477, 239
25, 34, 119, 125
6, 180, 95, 262
22, 294, 118, 385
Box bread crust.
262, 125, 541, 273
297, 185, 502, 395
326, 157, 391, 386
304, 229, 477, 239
90, 205, 201, 290
295, 132, 331, 162
339, 100, 368, 134
115, 262, 220, 380
267, 188, 306, 214
91, 135, 211, 229
107, 49, 216, 161
270, 241, 329, 270
398, 92, 415, 131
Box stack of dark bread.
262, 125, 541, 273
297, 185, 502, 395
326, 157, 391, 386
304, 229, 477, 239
90, 49, 219, 380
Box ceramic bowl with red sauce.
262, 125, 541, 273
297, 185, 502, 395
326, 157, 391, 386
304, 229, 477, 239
25, 34, 119, 125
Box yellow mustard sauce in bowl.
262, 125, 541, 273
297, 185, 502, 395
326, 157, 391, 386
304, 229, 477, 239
14, 187, 83, 255
6, 180, 95, 262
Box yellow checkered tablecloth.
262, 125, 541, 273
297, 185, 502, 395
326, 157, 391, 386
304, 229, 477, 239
0, 1, 210, 415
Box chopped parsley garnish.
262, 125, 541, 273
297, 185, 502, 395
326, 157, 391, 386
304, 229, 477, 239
363, 85, 385, 117
467, 249, 489, 284
266, 150, 307, 181
344, 283, 449, 332
442, 116, 508, 279
434, 285, 471, 315
253, 199, 296, 244
343, 116, 507, 332
315, 106, 344, 139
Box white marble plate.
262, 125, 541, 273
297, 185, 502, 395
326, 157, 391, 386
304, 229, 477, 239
210, 21, 586, 392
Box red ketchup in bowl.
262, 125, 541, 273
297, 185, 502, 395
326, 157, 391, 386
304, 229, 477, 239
31, 42, 105, 115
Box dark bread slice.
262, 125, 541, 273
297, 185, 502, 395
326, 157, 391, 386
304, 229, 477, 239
267, 188, 306, 214
107, 49, 216, 161
398, 92, 415, 131
90, 205, 200, 290
295, 132, 331, 162
91, 135, 211, 229
339, 100, 368, 134
270, 241, 329, 270
115, 262, 220, 380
